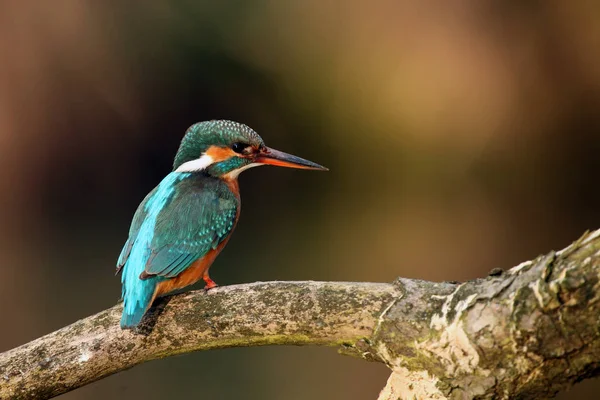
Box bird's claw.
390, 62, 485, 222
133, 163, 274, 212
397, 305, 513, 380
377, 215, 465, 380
203, 277, 219, 291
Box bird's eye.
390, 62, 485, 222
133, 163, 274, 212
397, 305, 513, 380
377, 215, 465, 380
232, 142, 250, 154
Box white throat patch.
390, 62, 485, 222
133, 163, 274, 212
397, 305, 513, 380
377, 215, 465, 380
175, 153, 214, 172
224, 163, 263, 179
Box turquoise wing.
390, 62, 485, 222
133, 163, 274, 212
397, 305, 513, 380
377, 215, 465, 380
143, 178, 238, 278
116, 187, 157, 273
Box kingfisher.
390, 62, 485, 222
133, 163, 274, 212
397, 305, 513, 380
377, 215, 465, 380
116, 120, 327, 328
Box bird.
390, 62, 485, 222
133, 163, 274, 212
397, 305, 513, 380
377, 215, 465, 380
116, 120, 327, 328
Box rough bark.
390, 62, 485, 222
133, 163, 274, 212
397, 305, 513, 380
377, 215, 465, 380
2, 230, 600, 399
374, 229, 600, 400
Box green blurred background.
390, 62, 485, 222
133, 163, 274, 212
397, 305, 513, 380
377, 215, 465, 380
1, 1, 600, 399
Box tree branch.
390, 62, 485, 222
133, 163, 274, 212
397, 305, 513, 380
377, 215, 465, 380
2, 229, 600, 399
0, 282, 398, 399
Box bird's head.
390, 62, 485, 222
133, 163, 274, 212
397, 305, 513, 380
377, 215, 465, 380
173, 120, 328, 179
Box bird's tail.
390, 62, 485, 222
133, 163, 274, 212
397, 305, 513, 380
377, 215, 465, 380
121, 273, 157, 329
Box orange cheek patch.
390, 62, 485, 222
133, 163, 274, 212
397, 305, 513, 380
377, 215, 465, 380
205, 146, 237, 163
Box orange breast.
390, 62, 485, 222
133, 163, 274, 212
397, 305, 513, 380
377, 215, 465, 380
154, 237, 231, 297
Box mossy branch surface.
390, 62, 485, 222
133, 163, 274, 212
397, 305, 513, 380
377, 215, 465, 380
2, 230, 600, 400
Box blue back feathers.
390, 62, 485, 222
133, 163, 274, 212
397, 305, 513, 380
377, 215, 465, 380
119, 172, 186, 328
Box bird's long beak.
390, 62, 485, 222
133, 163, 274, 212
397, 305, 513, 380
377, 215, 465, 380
255, 147, 328, 171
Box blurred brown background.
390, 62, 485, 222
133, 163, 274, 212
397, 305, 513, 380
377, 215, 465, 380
1, 1, 599, 399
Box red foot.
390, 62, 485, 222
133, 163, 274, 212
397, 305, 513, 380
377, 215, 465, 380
203, 276, 219, 291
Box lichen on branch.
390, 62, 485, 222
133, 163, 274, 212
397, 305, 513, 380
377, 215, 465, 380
375, 230, 600, 399
0, 282, 398, 400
